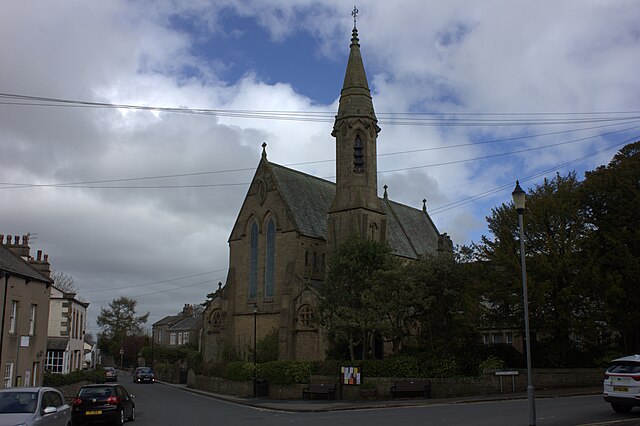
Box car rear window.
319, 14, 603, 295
607, 362, 640, 374
78, 387, 114, 398
137, 367, 152, 373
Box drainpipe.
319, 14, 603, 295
0, 272, 9, 365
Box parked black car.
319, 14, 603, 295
133, 367, 155, 384
72, 384, 134, 425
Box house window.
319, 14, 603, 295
156, 329, 162, 343
353, 134, 365, 173
304, 251, 309, 267
178, 333, 183, 345
183, 332, 190, 345
170, 333, 176, 345
298, 305, 314, 327
9, 301, 17, 333
482, 333, 490, 345
265, 219, 275, 299
492, 333, 503, 344
45, 351, 64, 374
29, 304, 37, 336
4, 363, 13, 388
249, 221, 258, 300
505, 332, 513, 345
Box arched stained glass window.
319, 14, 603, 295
265, 219, 275, 299
249, 221, 258, 300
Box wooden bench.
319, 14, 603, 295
302, 383, 336, 400
390, 380, 431, 399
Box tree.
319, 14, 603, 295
474, 173, 597, 366
581, 141, 640, 353
51, 270, 79, 293
368, 257, 420, 356
409, 253, 474, 357
97, 297, 149, 357
318, 237, 396, 360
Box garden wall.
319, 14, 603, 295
188, 368, 603, 400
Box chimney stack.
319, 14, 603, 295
29, 250, 51, 278
1, 233, 31, 259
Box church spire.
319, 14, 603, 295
327, 9, 386, 251
333, 8, 378, 131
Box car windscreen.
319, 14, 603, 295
607, 362, 640, 374
137, 368, 152, 373
0, 392, 38, 413
78, 387, 114, 399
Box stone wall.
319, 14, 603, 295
188, 368, 603, 400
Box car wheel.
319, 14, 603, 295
116, 408, 125, 425
611, 403, 632, 414
129, 406, 136, 421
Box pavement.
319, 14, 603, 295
156, 380, 603, 412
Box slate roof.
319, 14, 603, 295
152, 314, 183, 327
268, 162, 441, 259
0, 244, 53, 283
169, 316, 203, 331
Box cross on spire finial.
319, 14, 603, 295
351, 5, 359, 29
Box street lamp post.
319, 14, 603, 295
512, 180, 536, 426
253, 303, 258, 398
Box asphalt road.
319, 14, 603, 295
116, 373, 640, 425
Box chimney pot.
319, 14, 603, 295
37, 250, 42, 261
44, 254, 48, 262
13, 235, 19, 244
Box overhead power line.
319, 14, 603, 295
427, 138, 633, 216
81, 268, 228, 293
1, 127, 637, 190
2, 92, 640, 126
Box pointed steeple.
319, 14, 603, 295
327, 11, 386, 252
333, 26, 379, 134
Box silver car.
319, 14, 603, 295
0, 387, 71, 426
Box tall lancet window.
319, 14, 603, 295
265, 219, 275, 299
353, 134, 365, 173
249, 221, 258, 300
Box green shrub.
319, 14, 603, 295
285, 361, 314, 384
429, 357, 462, 378
43, 369, 105, 387
478, 356, 506, 375
153, 363, 173, 375
224, 361, 252, 381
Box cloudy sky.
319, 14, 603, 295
2, 1, 639, 336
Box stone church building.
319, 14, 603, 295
202, 25, 452, 362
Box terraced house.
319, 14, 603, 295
0, 235, 53, 387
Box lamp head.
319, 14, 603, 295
512, 180, 526, 212
253, 303, 258, 314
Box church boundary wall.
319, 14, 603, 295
187, 369, 602, 400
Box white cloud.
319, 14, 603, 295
1, 0, 639, 330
